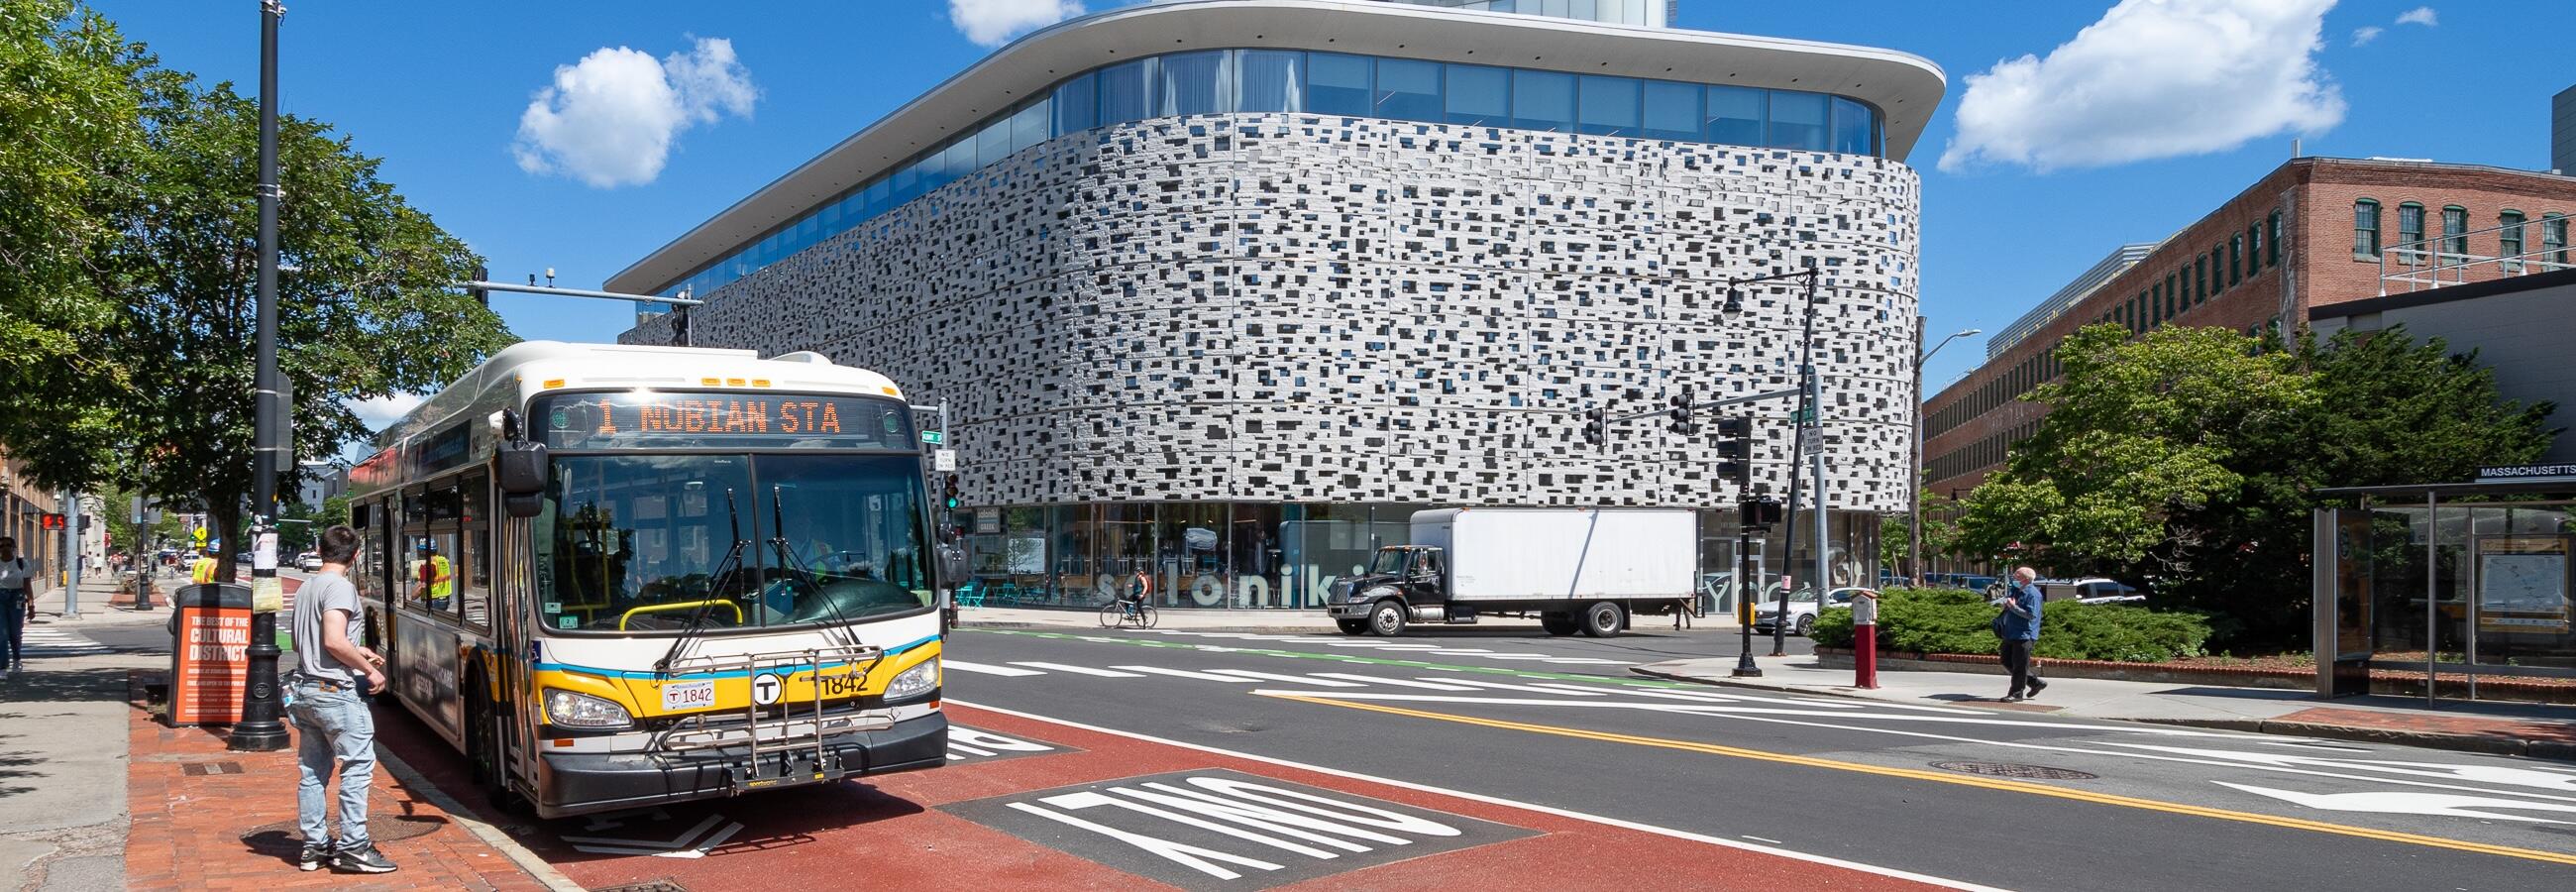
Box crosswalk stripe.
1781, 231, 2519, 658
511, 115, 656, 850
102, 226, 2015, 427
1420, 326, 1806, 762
942, 659, 1046, 677
1308, 672, 1481, 691
1008, 662, 1145, 678
1204, 669, 1365, 687
14, 627, 111, 656
1112, 665, 1259, 683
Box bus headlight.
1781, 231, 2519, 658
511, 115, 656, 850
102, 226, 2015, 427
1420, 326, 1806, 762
886, 658, 938, 700
545, 689, 633, 729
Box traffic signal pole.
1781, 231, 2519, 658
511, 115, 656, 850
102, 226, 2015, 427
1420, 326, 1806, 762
228, 0, 291, 752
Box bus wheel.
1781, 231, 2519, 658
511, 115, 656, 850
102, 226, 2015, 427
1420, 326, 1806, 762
1578, 602, 1624, 638
467, 680, 529, 814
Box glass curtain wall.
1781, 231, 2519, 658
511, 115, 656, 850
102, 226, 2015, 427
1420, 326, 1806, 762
656, 49, 1891, 299
952, 502, 1882, 611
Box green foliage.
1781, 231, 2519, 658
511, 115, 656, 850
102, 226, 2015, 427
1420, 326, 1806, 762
0, 3, 513, 577
1950, 323, 2555, 649
1809, 588, 2211, 663
0, 0, 154, 486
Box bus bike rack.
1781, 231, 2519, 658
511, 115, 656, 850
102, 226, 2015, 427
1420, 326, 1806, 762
648, 641, 890, 794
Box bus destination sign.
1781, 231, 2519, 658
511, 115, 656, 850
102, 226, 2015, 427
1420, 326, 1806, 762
533, 391, 914, 450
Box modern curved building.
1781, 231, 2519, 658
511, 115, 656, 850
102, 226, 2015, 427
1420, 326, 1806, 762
615, 0, 1944, 610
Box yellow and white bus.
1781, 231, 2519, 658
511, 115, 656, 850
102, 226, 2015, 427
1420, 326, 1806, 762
347, 341, 946, 818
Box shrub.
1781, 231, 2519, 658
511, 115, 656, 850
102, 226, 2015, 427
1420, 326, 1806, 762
1807, 588, 2211, 662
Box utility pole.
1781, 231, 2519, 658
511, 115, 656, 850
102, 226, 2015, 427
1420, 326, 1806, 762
229, 0, 291, 752
1910, 323, 1982, 586
60, 489, 80, 618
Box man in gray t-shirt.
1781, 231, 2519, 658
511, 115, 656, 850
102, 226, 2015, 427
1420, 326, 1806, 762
285, 525, 397, 874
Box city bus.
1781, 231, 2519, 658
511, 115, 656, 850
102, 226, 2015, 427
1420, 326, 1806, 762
345, 341, 947, 818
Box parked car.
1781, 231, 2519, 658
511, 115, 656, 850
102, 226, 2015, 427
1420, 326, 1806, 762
295, 552, 323, 572
2048, 577, 2142, 604
1947, 575, 2002, 597
1753, 587, 1878, 636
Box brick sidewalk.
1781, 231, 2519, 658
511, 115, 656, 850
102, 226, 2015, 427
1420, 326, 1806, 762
2265, 706, 2576, 759
123, 672, 555, 891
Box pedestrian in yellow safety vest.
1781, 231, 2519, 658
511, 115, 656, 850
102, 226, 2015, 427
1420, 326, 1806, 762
415, 541, 454, 612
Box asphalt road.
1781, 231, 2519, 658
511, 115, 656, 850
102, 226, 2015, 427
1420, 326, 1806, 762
945, 626, 2576, 891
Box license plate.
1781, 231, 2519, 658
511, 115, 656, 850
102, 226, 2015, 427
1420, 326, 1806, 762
662, 680, 716, 712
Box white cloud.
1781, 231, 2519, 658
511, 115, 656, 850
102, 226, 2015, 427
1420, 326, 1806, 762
512, 37, 757, 188
1938, 0, 2344, 173
347, 393, 426, 431
2350, 25, 2383, 46
948, 0, 1084, 48
2396, 6, 2437, 27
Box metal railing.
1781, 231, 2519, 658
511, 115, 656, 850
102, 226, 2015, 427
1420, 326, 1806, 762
2377, 215, 2576, 294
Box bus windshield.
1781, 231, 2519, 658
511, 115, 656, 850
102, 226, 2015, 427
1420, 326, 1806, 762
533, 453, 931, 633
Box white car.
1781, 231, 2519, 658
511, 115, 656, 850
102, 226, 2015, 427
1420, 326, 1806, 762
1753, 587, 1877, 636
295, 552, 323, 572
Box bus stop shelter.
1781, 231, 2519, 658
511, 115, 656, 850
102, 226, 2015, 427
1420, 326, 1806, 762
2313, 465, 2576, 705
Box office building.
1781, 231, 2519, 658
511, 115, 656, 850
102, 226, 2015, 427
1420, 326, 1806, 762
615, 0, 1944, 608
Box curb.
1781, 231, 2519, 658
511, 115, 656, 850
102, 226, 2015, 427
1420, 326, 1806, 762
1632, 665, 2576, 764
374, 747, 586, 892
2135, 717, 2576, 763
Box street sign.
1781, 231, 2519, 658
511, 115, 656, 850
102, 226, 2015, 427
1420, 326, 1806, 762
2477, 463, 2576, 484
920, 429, 946, 445
934, 448, 958, 472
1797, 426, 1822, 455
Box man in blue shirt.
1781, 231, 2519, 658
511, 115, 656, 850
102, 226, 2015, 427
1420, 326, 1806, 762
2000, 567, 2047, 701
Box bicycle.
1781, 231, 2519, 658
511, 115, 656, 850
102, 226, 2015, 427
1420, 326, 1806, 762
1097, 598, 1158, 629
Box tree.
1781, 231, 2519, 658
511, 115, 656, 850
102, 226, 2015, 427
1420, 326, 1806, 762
0, 0, 153, 486
0, 16, 512, 578
1952, 323, 2555, 649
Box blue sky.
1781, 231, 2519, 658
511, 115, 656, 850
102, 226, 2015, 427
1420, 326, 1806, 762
89, 0, 2566, 415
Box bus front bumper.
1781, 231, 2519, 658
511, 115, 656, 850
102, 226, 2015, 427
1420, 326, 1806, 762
532, 711, 948, 819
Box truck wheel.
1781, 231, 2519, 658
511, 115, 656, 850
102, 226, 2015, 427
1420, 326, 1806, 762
1540, 613, 1578, 635
1794, 614, 1815, 637
1335, 618, 1369, 635
1578, 602, 1624, 637
1369, 601, 1408, 636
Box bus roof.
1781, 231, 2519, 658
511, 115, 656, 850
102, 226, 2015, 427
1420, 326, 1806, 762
370, 341, 909, 452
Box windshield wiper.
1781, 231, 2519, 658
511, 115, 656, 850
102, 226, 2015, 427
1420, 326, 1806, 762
765, 485, 867, 653
657, 488, 750, 677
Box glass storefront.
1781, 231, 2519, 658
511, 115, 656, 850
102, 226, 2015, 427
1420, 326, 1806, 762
956, 502, 1880, 611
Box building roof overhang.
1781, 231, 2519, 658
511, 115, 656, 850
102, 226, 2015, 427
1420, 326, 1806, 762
604, 0, 1946, 294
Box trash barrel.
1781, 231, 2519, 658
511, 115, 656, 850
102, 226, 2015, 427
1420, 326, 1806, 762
167, 583, 253, 727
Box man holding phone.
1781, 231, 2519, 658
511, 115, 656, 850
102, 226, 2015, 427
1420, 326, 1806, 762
286, 525, 397, 874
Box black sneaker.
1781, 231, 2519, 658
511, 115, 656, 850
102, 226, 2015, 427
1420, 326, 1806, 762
2026, 679, 2049, 699
332, 841, 398, 874
296, 842, 329, 871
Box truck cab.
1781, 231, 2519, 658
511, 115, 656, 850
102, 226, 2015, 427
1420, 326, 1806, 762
1327, 546, 1451, 635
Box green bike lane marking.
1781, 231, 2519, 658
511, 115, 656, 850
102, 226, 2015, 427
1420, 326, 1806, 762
965, 628, 1705, 690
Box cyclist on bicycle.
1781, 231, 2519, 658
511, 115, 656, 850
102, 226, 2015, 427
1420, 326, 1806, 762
1122, 569, 1151, 617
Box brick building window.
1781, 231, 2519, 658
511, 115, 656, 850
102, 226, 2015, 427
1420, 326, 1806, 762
2165, 273, 2177, 314
2397, 202, 2424, 263
2546, 214, 2569, 267
2441, 205, 2468, 260
2247, 224, 2262, 275
2500, 210, 2526, 273
2353, 199, 2381, 257
2269, 210, 2283, 266
2229, 234, 2242, 285
2195, 257, 2206, 302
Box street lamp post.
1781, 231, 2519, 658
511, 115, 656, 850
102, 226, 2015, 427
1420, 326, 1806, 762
1909, 324, 1982, 586
227, 0, 291, 752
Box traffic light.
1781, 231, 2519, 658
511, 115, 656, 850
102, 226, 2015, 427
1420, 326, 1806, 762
941, 473, 962, 510
1714, 416, 1753, 490
470, 265, 490, 307
1740, 496, 1784, 529
1667, 388, 1696, 434
1581, 406, 1607, 447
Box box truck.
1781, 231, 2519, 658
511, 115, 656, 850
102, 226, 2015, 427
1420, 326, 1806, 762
1324, 507, 1696, 637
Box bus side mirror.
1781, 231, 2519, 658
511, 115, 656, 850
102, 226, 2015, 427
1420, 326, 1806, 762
495, 441, 548, 519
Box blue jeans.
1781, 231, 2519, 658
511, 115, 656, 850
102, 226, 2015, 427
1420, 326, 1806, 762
0, 590, 25, 666
289, 682, 376, 847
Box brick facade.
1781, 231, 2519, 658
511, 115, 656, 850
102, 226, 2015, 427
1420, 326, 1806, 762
1923, 158, 2576, 500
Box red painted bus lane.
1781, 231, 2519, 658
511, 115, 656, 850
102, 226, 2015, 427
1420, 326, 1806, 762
386, 704, 1971, 891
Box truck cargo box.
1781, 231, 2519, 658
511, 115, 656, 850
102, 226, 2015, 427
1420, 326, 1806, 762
1412, 507, 1694, 603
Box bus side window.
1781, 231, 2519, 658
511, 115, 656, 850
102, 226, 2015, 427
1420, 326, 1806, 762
461, 473, 492, 628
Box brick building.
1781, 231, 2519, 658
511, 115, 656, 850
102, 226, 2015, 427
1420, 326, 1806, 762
1, 449, 63, 597
1922, 157, 2576, 504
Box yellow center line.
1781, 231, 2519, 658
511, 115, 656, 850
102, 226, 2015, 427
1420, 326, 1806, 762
1265, 693, 2576, 867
